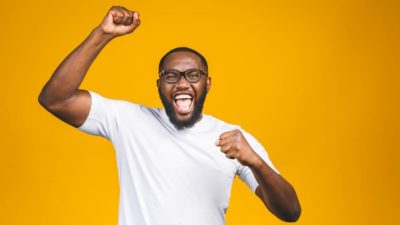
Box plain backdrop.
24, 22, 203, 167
0, 0, 399, 225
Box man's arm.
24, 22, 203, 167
38, 6, 141, 127
252, 160, 301, 222
216, 129, 301, 222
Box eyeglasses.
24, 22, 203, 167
159, 69, 208, 84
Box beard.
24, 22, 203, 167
158, 87, 207, 130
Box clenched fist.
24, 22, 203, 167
215, 129, 262, 167
98, 6, 141, 38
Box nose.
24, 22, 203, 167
175, 74, 191, 89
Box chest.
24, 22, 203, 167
127, 126, 237, 178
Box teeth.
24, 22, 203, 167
174, 94, 192, 100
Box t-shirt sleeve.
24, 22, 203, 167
236, 129, 280, 193
77, 91, 118, 140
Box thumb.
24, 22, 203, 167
215, 138, 220, 146
133, 12, 141, 25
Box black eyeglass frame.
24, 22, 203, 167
159, 68, 208, 84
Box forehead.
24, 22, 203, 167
162, 51, 206, 71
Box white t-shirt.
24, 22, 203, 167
78, 91, 279, 225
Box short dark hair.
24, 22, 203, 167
158, 47, 208, 73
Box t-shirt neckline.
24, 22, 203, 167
159, 108, 211, 133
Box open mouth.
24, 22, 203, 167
173, 93, 194, 115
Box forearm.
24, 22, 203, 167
39, 27, 113, 105
250, 157, 301, 222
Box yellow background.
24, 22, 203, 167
1, 0, 399, 224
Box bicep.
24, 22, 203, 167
44, 89, 91, 128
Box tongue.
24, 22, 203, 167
175, 99, 192, 114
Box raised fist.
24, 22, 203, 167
99, 6, 141, 37
215, 129, 261, 167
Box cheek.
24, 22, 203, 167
158, 84, 171, 94
159, 84, 173, 96
193, 83, 206, 95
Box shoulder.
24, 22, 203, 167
202, 113, 241, 132
204, 113, 261, 143
88, 90, 158, 116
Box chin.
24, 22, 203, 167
170, 108, 200, 130
174, 111, 194, 122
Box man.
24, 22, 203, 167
38, 6, 301, 225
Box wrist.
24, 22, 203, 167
248, 155, 264, 169
92, 26, 116, 43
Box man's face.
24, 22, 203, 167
157, 51, 211, 130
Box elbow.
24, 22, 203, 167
38, 91, 50, 109
286, 211, 301, 223
38, 92, 44, 104
38, 92, 46, 107
38, 91, 57, 111
281, 205, 301, 222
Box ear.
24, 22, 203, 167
206, 77, 211, 93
